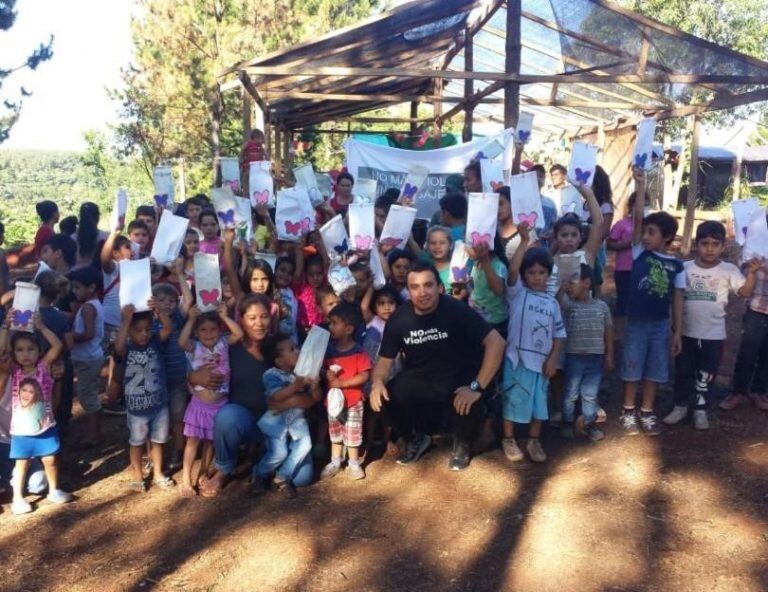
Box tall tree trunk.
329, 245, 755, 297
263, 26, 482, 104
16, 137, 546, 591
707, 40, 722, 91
210, 83, 223, 185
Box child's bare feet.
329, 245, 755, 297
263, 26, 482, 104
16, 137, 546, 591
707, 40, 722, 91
385, 441, 400, 457
179, 482, 197, 497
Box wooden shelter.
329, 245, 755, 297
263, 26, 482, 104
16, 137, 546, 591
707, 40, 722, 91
220, 0, 768, 249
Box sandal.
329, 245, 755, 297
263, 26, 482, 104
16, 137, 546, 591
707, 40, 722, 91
199, 474, 225, 498
127, 480, 147, 493
153, 477, 176, 490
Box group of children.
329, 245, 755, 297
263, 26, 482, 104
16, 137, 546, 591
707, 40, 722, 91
2, 151, 765, 512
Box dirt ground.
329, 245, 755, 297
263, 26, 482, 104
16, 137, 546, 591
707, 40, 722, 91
1, 258, 768, 592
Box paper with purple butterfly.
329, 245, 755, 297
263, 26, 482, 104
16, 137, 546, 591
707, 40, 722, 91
248, 161, 275, 208
567, 142, 599, 187
466, 193, 499, 248
150, 209, 189, 265
449, 241, 470, 284
212, 187, 238, 230
293, 163, 324, 207
507, 171, 545, 230
515, 111, 534, 145
276, 186, 315, 242
480, 158, 505, 194
11, 282, 40, 333
632, 117, 656, 171
398, 164, 429, 204
733, 199, 761, 246
380, 205, 417, 250
319, 215, 350, 260
153, 165, 174, 208
119, 258, 153, 312
110, 189, 128, 232
348, 203, 375, 252
194, 252, 222, 312
220, 157, 241, 194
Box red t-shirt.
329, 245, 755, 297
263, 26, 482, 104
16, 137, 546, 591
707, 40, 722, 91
33, 225, 55, 257
241, 140, 265, 171
323, 343, 372, 407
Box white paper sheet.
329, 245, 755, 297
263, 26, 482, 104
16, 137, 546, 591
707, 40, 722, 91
398, 164, 429, 203
212, 187, 237, 229
380, 205, 417, 250
11, 282, 40, 333
555, 253, 583, 286
220, 157, 241, 194
449, 241, 471, 284
348, 203, 375, 251
369, 247, 386, 289
295, 325, 331, 379
515, 112, 534, 145
466, 193, 499, 248
194, 252, 222, 312
233, 196, 253, 244
355, 178, 378, 203
119, 258, 152, 312
480, 159, 505, 193
557, 185, 584, 218
567, 142, 599, 186
732, 199, 761, 246
249, 161, 275, 208
293, 163, 324, 207
276, 186, 315, 241
507, 171, 545, 230
319, 214, 350, 258
744, 207, 768, 259
327, 261, 357, 296
110, 189, 128, 232
150, 210, 189, 265
153, 165, 174, 209
632, 117, 656, 171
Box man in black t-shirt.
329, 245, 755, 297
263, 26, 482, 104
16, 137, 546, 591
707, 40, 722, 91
370, 261, 505, 470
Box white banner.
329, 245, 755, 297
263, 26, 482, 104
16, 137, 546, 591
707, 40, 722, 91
344, 129, 515, 219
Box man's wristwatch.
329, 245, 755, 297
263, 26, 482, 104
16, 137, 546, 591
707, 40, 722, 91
469, 380, 481, 392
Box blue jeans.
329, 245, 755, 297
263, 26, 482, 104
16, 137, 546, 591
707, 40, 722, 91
620, 319, 670, 383
563, 354, 604, 424
213, 403, 314, 487
254, 413, 312, 483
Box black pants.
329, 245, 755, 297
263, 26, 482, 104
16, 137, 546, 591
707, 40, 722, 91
733, 309, 768, 395
674, 337, 723, 409
386, 373, 485, 446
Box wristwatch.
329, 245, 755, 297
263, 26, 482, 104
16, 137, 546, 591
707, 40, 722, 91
469, 380, 481, 392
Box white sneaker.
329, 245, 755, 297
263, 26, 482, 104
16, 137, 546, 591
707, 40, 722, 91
663, 405, 688, 425
693, 409, 710, 430
502, 438, 524, 462
526, 439, 547, 463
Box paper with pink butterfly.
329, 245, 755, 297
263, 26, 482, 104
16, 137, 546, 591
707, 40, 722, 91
293, 163, 324, 207
150, 209, 189, 265
119, 258, 153, 312
348, 203, 375, 251
398, 164, 429, 204
479, 159, 505, 194
380, 204, 417, 250
448, 241, 471, 284
319, 215, 350, 260
567, 142, 599, 187
276, 186, 315, 242
153, 165, 175, 210
220, 157, 241, 194
248, 161, 274, 208
507, 172, 545, 230
194, 252, 222, 312
212, 187, 238, 230
632, 117, 656, 171
110, 189, 128, 232
11, 282, 40, 333
466, 193, 499, 249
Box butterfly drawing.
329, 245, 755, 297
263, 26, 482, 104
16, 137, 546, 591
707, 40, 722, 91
354, 235, 373, 250
199, 289, 220, 306
225, 180, 240, 193
251, 190, 270, 206
574, 168, 592, 184
452, 266, 469, 283
401, 183, 418, 200
519, 212, 539, 228
13, 309, 33, 327
308, 187, 322, 204
471, 231, 492, 248
474, 151, 486, 160
333, 238, 348, 255
516, 129, 531, 143
217, 209, 236, 226
284, 218, 311, 236
634, 153, 648, 168
154, 194, 169, 208
490, 181, 504, 191
379, 237, 403, 249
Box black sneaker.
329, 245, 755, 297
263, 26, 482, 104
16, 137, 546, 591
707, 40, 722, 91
396, 433, 431, 465
639, 411, 661, 436
251, 475, 267, 495
620, 408, 640, 436
448, 439, 470, 471
583, 423, 605, 442
102, 399, 126, 416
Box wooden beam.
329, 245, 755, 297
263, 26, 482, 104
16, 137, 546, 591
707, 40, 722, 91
682, 114, 701, 254
653, 87, 768, 119
463, 27, 474, 142
505, 0, 522, 128
437, 0, 505, 71
433, 77, 443, 119
409, 102, 419, 134
238, 73, 270, 119
637, 26, 650, 75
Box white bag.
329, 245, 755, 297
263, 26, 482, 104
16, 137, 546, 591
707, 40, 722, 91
348, 203, 375, 251
293, 163, 324, 207
327, 261, 357, 296
355, 178, 378, 204
295, 325, 331, 379
194, 252, 222, 312
555, 253, 583, 286
11, 282, 40, 333
380, 205, 417, 250
119, 258, 152, 312
320, 214, 350, 258
212, 187, 237, 229
466, 193, 499, 248
220, 157, 241, 194
449, 241, 471, 284
370, 246, 386, 289
153, 165, 174, 209
558, 186, 584, 218
515, 111, 534, 145
398, 164, 429, 203
110, 189, 128, 232
233, 196, 253, 244
276, 186, 315, 242
632, 117, 656, 171
316, 173, 334, 200
480, 159, 505, 193
507, 172, 545, 230
327, 386, 345, 419
744, 207, 768, 260
733, 199, 762, 246
568, 142, 599, 186
150, 210, 189, 264
249, 161, 274, 208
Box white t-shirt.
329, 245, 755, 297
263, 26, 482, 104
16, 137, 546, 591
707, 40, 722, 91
682, 260, 745, 340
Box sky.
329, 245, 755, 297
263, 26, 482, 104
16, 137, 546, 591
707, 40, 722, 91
2, 0, 135, 152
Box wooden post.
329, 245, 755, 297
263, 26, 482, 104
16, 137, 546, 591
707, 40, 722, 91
462, 27, 474, 142
283, 129, 292, 171
682, 114, 701, 254
504, 0, 522, 128
433, 77, 443, 120
410, 101, 419, 135
242, 89, 252, 141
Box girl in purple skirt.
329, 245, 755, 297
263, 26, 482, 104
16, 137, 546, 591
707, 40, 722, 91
178, 303, 243, 497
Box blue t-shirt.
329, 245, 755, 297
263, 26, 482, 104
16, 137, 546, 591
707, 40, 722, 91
261, 367, 304, 426
152, 310, 187, 390
626, 245, 685, 320
124, 337, 168, 415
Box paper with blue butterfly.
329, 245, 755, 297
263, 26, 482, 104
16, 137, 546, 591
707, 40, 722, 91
11, 282, 40, 333
515, 112, 534, 145
449, 241, 471, 284
150, 209, 189, 265
319, 214, 350, 260
119, 258, 153, 312
632, 117, 656, 171
567, 142, 598, 187
732, 199, 761, 246
398, 164, 429, 204
212, 186, 238, 230
327, 261, 357, 297
293, 163, 324, 207
153, 166, 175, 210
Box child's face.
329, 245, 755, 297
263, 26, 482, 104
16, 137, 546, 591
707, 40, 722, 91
565, 278, 590, 300
391, 257, 410, 284
275, 339, 299, 371
184, 232, 199, 257
71, 280, 94, 303
40, 245, 58, 267
695, 236, 724, 264
128, 318, 153, 347
427, 231, 451, 261
498, 197, 511, 222
200, 216, 219, 240
154, 293, 179, 316
249, 268, 271, 295
114, 243, 132, 261
556, 224, 581, 254
320, 293, 341, 317
196, 319, 221, 348
641, 223, 668, 252
275, 261, 294, 289
464, 169, 481, 192
328, 316, 352, 341
374, 295, 397, 321
222, 279, 234, 300
375, 207, 387, 229
137, 215, 156, 236
523, 263, 550, 292
352, 269, 371, 295
186, 203, 202, 225
13, 337, 40, 369
129, 229, 149, 249
19, 383, 38, 407
306, 263, 325, 289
